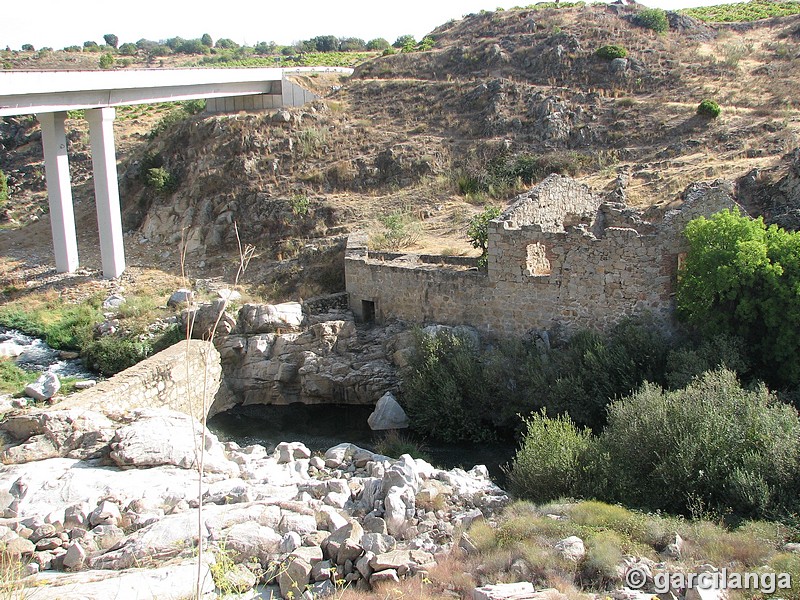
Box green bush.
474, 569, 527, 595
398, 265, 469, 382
466, 206, 501, 266
145, 167, 177, 194
0, 168, 8, 204
697, 99, 721, 118
507, 410, 591, 502
595, 45, 628, 60
0, 360, 38, 395
99, 53, 115, 69
634, 8, 669, 32
403, 329, 495, 443
83, 336, 150, 376
596, 369, 800, 520
677, 210, 800, 385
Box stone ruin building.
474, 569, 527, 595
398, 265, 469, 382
345, 174, 740, 339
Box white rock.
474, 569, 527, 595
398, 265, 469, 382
367, 392, 409, 430
279, 531, 302, 553
223, 522, 282, 563
472, 582, 536, 600
102, 295, 126, 310
89, 501, 121, 528
216, 289, 242, 303
24, 373, 61, 401
73, 380, 97, 390
62, 541, 87, 570
555, 536, 586, 562
0, 341, 25, 358
276, 441, 312, 463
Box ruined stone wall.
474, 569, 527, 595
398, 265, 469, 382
346, 179, 741, 338
56, 340, 222, 421
503, 174, 601, 231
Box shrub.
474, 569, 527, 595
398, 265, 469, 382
595, 45, 628, 60
0, 169, 8, 204
370, 211, 421, 250
596, 369, 800, 520
374, 430, 431, 462
145, 167, 177, 193
0, 360, 38, 395
634, 8, 669, 33
466, 206, 501, 266
21, 44, 34, 52
103, 34, 118, 49
697, 99, 721, 118
366, 38, 390, 51
677, 210, 800, 385
99, 53, 114, 69
507, 410, 591, 502
83, 336, 149, 376
118, 43, 138, 56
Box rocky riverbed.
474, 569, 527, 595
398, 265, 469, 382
0, 407, 508, 599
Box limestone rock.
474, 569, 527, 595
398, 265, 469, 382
102, 295, 126, 310
367, 392, 409, 430
89, 501, 121, 528
276, 441, 312, 463
555, 536, 586, 562
237, 302, 304, 334
472, 582, 537, 600
24, 373, 61, 401
62, 541, 87, 571
324, 521, 364, 564
278, 556, 312, 599
167, 289, 194, 307
221, 563, 257, 593
223, 523, 281, 563
370, 568, 400, 585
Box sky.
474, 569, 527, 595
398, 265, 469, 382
4, 0, 734, 51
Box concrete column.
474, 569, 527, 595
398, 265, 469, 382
86, 107, 125, 278
38, 111, 79, 273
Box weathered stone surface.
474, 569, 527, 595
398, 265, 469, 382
167, 289, 194, 307
109, 409, 236, 475
472, 582, 537, 600
278, 556, 312, 599
222, 522, 281, 563
6, 536, 35, 557
276, 441, 312, 463
62, 542, 87, 571
370, 568, 400, 585
221, 563, 257, 593
555, 535, 585, 562
361, 532, 396, 555
325, 521, 364, 564
237, 302, 304, 334
24, 373, 61, 401
367, 392, 409, 430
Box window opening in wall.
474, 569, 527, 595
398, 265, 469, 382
361, 300, 376, 324
526, 243, 551, 276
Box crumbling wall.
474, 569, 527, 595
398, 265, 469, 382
345, 178, 741, 338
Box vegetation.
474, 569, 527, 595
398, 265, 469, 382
683, 0, 800, 22
633, 8, 669, 33
697, 98, 721, 118
0, 360, 38, 395
145, 167, 177, 194
99, 52, 114, 69
595, 45, 628, 60
373, 430, 431, 462
0, 169, 7, 204
466, 206, 501, 266
677, 210, 800, 386
369, 211, 422, 250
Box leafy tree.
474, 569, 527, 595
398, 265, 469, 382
201, 33, 213, 47
103, 33, 119, 48
165, 37, 185, 51
63, 45, 81, 52
21, 43, 34, 51
466, 206, 501, 264
135, 38, 158, 51
99, 53, 115, 69
677, 209, 800, 385
178, 39, 210, 54
339, 37, 366, 52
309, 35, 339, 52
418, 36, 436, 51
83, 41, 99, 52
215, 38, 239, 49
254, 41, 276, 55
393, 34, 416, 49
119, 43, 137, 56
366, 37, 390, 51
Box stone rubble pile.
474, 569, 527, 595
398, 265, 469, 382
0, 407, 508, 599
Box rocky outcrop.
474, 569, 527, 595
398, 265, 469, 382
0, 407, 507, 597
213, 311, 409, 413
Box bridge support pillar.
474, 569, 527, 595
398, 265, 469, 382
38, 111, 79, 273
86, 107, 125, 278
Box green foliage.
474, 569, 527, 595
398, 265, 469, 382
201, 33, 213, 47
21, 44, 34, 52
118, 42, 137, 56
595, 369, 800, 520
403, 329, 496, 443
215, 38, 238, 50
466, 206, 501, 266
83, 336, 149, 376
677, 210, 800, 385
144, 167, 177, 194
182, 99, 206, 115
418, 37, 436, 52
633, 8, 669, 33
697, 99, 721, 118
103, 34, 118, 49
374, 431, 431, 462
0, 169, 8, 204
507, 410, 591, 502
0, 301, 101, 351
366, 38, 390, 51
393, 35, 416, 49
370, 211, 421, 250
98, 53, 115, 69
289, 194, 310, 217
595, 45, 628, 60
682, 0, 800, 22
0, 360, 38, 395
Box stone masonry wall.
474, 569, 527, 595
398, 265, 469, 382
345, 178, 741, 338
55, 340, 222, 421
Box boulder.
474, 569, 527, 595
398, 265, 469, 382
221, 564, 257, 593
472, 582, 537, 600
62, 541, 87, 571
222, 523, 281, 563
89, 501, 121, 528
167, 289, 194, 307
237, 302, 304, 334
277, 556, 312, 599
0, 341, 25, 358
555, 536, 586, 562
24, 373, 61, 401
367, 392, 409, 431
276, 441, 312, 463
324, 522, 364, 564
102, 295, 126, 310
182, 299, 236, 339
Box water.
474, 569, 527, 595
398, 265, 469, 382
207, 404, 516, 485
0, 328, 95, 380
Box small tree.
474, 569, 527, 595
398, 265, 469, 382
467, 206, 501, 266
21, 43, 34, 51
99, 53, 115, 69
366, 38, 390, 51
119, 43, 137, 56
215, 38, 239, 50
634, 8, 669, 33
201, 33, 213, 47
103, 33, 119, 49
393, 34, 416, 49
595, 44, 628, 60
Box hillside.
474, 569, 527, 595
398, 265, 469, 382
3, 2, 800, 300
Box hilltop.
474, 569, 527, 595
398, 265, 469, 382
2, 2, 800, 298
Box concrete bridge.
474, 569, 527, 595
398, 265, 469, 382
0, 67, 351, 277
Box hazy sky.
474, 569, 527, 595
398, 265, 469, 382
4, 0, 732, 50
